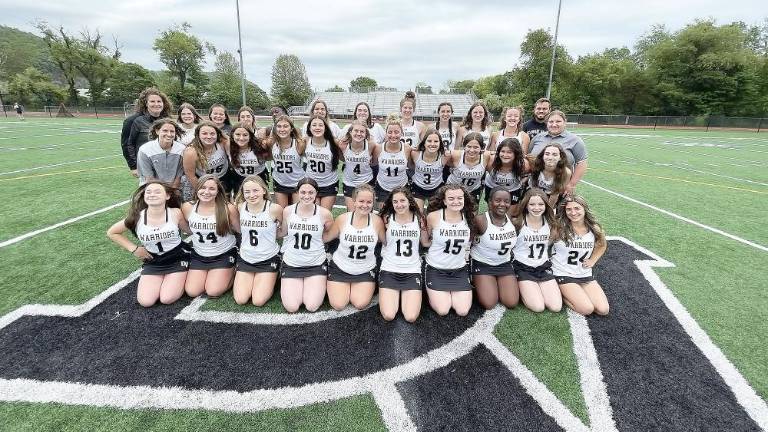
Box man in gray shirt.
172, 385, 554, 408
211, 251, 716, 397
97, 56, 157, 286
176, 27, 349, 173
137, 120, 186, 187
529, 110, 588, 196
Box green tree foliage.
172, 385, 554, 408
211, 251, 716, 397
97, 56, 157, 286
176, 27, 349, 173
206, 51, 270, 109
36, 23, 81, 104
350, 76, 377, 92
103, 62, 156, 106
271, 54, 311, 107
8, 67, 66, 106
512, 28, 574, 109
153, 23, 210, 104
0, 26, 57, 82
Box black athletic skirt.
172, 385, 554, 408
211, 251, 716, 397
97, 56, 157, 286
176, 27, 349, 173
378, 270, 422, 291
424, 264, 472, 292
327, 260, 376, 283
281, 261, 328, 279
471, 259, 515, 277
236, 254, 280, 273
273, 180, 297, 195
189, 247, 237, 270
316, 183, 339, 198
485, 186, 525, 204
555, 275, 594, 285
343, 179, 376, 198
141, 244, 190, 275
513, 260, 555, 282
411, 182, 442, 200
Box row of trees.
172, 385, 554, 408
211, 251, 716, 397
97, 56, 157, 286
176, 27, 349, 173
3, 19, 766, 117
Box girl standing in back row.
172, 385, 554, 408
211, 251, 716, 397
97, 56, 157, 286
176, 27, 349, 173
268, 115, 307, 208
399, 91, 426, 149
455, 101, 491, 150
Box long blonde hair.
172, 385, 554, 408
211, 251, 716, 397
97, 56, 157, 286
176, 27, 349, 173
189, 122, 225, 170
193, 174, 231, 236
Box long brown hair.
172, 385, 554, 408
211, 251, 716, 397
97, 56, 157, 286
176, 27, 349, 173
557, 195, 606, 247
461, 101, 489, 131
124, 181, 181, 236
189, 122, 225, 170
136, 87, 172, 117
379, 186, 425, 228
530, 143, 569, 195
193, 174, 232, 236
513, 188, 557, 233
499, 106, 524, 131
229, 125, 267, 169
426, 184, 478, 235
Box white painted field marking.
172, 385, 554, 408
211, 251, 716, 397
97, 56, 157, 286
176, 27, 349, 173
0, 137, 114, 151
607, 236, 768, 430
584, 181, 768, 252
0, 154, 121, 176
0, 200, 129, 248
371, 383, 417, 432
176, 295, 377, 325
567, 311, 617, 432
0, 130, 118, 141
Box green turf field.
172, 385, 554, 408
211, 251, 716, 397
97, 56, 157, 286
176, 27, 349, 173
0, 118, 765, 430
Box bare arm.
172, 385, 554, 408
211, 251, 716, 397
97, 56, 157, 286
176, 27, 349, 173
323, 212, 344, 242
583, 234, 607, 268
106, 220, 152, 260
228, 204, 240, 234
182, 148, 199, 190
421, 212, 436, 247
566, 160, 588, 196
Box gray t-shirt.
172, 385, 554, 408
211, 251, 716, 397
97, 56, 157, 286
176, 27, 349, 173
529, 130, 588, 170
137, 139, 186, 184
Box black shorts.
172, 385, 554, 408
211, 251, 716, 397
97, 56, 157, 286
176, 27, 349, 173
236, 254, 280, 273
342, 180, 375, 198
513, 260, 555, 282
280, 261, 328, 279
223, 168, 242, 193
411, 182, 442, 200
316, 183, 339, 198
485, 186, 525, 204
273, 180, 297, 195
555, 275, 594, 285
424, 264, 472, 292
327, 260, 376, 283
471, 259, 515, 277
141, 244, 190, 275
378, 270, 422, 291
189, 248, 237, 270
374, 183, 394, 202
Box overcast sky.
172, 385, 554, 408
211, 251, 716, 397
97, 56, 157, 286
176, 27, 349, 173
3, 1, 765, 93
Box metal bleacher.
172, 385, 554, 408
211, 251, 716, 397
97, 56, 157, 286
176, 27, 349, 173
300, 90, 476, 120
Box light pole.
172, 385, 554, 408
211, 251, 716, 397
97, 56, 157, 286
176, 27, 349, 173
235, 0, 247, 106
546, 0, 563, 99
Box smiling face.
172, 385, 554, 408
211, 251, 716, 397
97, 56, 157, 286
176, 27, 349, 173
534, 101, 551, 121
312, 102, 328, 118
505, 108, 521, 129
424, 132, 441, 154
238, 111, 254, 126
438, 104, 453, 122
542, 146, 561, 168
400, 101, 414, 118
297, 183, 317, 204
147, 95, 164, 116
464, 139, 481, 158
489, 190, 511, 217
386, 124, 402, 145
232, 127, 250, 148
351, 124, 367, 143
498, 145, 514, 164
564, 200, 585, 223
198, 125, 218, 147
275, 120, 291, 139
353, 190, 374, 214
157, 123, 176, 145
527, 195, 546, 218
443, 188, 465, 212
210, 107, 227, 125
197, 179, 219, 203
391, 192, 410, 214
242, 180, 267, 204
310, 118, 326, 138
143, 183, 170, 206
471, 105, 485, 124
355, 104, 369, 122
547, 114, 566, 135
179, 108, 195, 126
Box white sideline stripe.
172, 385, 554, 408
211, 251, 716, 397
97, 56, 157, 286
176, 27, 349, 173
176, 296, 378, 325
0, 154, 121, 176
0, 137, 113, 151
0, 130, 118, 140
0, 269, 141, 331
584, 181, 768, 252
567, 311, 617, 431
482, 335, 589, 432
609, 235, 768, 430
0, 200, 130, 248
371, 383, 417, 432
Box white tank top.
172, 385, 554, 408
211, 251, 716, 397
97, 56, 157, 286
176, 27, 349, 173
426, 210, 471, 269
195, 144, 229, 178
464, 128, 492, 149
484, 167, 525, 191
187, 203, 237, 257
135, 209, 182, 255
376, 143, 408, 192
471, 213, 517, 266
238, 201, 280, 263
304, 140, 337, 187
401, 120, 420, 149
342, 140, 373, 186
530, 172, 555, 195
411, 151, 444, 190
331, 212, 379, 275
234, 149, 266, 177
551, 231, 596, 278
271, 139, 305, 187
495, 130, 525, 147
381, 214, 422, 274
438, 126, 455, 150
513, 219, 551, 268
446, 152, 484, 192
281, 204, 326, 267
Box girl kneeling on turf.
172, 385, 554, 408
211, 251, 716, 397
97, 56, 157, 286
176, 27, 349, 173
471, 187, 519, 309
233, 175, 283, 306
324, 184, 385, 310
512, 188, 561, 312
378, 187, 428, 322
108, 182, 190, 307
423, 184, 477, 316
553, 195, 609, 315
278, 178, 334, 313
183, 174, 239, 298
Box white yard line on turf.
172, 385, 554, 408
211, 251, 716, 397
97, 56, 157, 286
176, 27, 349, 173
0, 154, 121, 176
0, 200, 129, 248
0, 137, 114, 151
371, 384, 417, 432
583, 181, 768, 252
